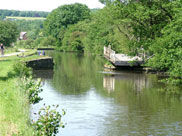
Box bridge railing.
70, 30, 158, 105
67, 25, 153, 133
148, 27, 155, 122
104, 46, 116, 62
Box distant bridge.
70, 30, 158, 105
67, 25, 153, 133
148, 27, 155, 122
104, 46, 144, 67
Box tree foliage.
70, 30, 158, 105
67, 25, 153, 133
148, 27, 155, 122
61, 5, 131, 54
0, 9, 49, 18
108, 0, 182, 84
0, 20, 19, 46
13, 20, 44, 39
147, 9, 182, 84
33, 105, 65, 136
43, 3, 90, 44
112, 0, 181, 52
61, 21, 87, 52
37, 1, 182, 84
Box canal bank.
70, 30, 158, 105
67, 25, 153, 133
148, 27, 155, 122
0, 56, 34, 135
0, 49, 54, 135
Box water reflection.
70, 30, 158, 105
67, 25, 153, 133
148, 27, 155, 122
103, 72, 150, 93
32, 51, 182, 136
103, 75, 115, 92
33, 70, 53, 79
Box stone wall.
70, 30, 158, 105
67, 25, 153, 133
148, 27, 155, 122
26, 57, 54, 70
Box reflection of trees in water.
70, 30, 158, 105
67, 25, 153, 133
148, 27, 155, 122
33, 70, 53, 79
46, 52, 104, 95
33, 70, 54, 86
101, 73, 182, 136
103, 72, 151, 93
101, 72, 162, 106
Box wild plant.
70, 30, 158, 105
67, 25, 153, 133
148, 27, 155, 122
33, 104, 66, 136
19, 77, 43, 104
13, 61, 32, 77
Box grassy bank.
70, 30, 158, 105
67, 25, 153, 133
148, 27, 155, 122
0, 53, 42, 135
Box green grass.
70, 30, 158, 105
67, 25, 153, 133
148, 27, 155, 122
6, 16, 46, 20
0, 51, 43, 135
0, 79, 33, 136
4, 47, 18, 54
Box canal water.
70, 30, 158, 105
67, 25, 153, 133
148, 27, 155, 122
32, 51, 182, 136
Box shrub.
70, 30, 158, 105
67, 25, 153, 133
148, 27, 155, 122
39, 36, 56, 47
19, 77, 43, 104
13, 61, 32, 77
33, 104, 66, 136
32, 37, 44, 47
15, 39, 36, 49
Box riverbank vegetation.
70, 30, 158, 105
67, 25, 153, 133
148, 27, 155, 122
0, 56, 34, 135
42, 1, 182, 85
0, 20, 19, 46
1, 1, 182, 84
0, 54, 65, 135
0, 9, 48, 19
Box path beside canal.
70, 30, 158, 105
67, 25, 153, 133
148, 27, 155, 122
3, 49, 26, 57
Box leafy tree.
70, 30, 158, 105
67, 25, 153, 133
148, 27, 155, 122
61, 21, 88, 52
83, 5, 131, 54
61, 4, 131, 54
0, 9, 49, 18
0, 20, 19, 46
14, 20, 44, 32
27, 29, 40, 40
147, 9, 182, 84
112, 0, 182, 54
43, 3, 90, 45
39, 36, 57, 47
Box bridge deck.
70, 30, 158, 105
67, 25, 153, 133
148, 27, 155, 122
104, 46, 144, 67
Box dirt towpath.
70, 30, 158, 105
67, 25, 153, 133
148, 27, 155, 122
2, 49, 26, 57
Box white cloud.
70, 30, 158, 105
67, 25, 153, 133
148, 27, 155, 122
0, 0, 104, 12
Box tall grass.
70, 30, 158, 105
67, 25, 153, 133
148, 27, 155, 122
0, 57, 35, 135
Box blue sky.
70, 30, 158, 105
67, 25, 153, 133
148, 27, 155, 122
0, 0, 104, 12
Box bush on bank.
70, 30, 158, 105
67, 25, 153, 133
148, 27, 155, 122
0, 56, 65, 135
14, 61, 65, 135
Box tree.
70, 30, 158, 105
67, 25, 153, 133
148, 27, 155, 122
147, 8, 182, 84
43, 3, 90, 45
112, 0, 181, 54
0, 9, 49, 18
61, 21, 88, 52
61, 4, 131, 54
0, 20, 19, 46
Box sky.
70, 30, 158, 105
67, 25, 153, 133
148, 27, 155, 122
0, 0, 105, 12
